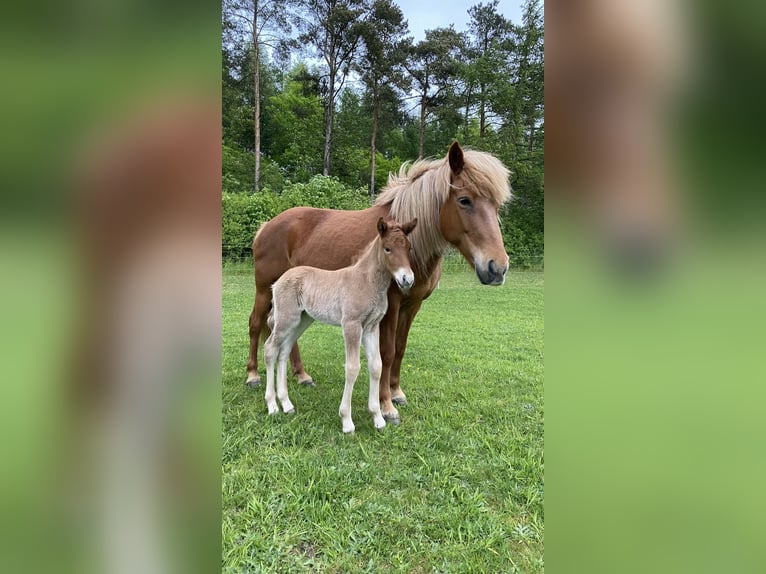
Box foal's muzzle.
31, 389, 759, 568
394, 269, 415, 292
477, 259, 507, 286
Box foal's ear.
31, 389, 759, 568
402, 218, 418, 236
377, 217, 388, 237
448, 141, 464, 175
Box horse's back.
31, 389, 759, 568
253, 205, 387, 288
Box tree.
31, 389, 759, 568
466, 0, 513, 141
223, 0, 293, 191
515, 0, 544, 157
261, 64, 325, 182
298, 0, 368, 176
356, 0, 409, 196
403, 27, 464, 158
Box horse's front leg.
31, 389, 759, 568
362, 324, 385, 430
378, 295, 401, 424
289, 342, 315, 386
390, 300, 423, 405
339, 323, 362, 434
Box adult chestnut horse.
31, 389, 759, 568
246, 142, 511, 423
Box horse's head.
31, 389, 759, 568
377, 217, 417, 292
439, 142, 511, 285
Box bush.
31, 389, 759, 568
222, 191, 285, 258
222, 176, 371, 259
500, 213, 544, 269
222, 144, 253, 194
280, 175, 370, 211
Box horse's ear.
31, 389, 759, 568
402, 218, 418, 236
377, 217, 388, 237
448, 141, 464, 175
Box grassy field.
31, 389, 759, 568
222, 263, 544, 573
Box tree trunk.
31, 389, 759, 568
463, 86, 472, 142
369, 91, 379, 198
479, 83, 486, 140
323, 71, 335, 176
252, 3, 260, 192
418, 96, 426, 159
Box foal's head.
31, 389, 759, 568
376, 217, 417, 292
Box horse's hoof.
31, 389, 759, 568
383, 413, 401, 425
391, 396, 407, 405
246, 378, 261, 387
284, 407, 296, 415
298, 378, 315, 387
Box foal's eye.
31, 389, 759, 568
384, 247, 392, 253
458, 196, 472, 208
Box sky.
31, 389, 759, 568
396, 0, 524, 41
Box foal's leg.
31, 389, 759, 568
339, 322, 362, 434
378, 296, 401, 424
362, 324, 385, 430
390, 300, 423, 405
276, 314, 313, 414
263, 333, 280, 415
246, 287, 272, 387
275, 340, 295, 414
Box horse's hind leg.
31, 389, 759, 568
246, 288, 272, 387
390, 300, 423, 405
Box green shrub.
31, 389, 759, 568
280, 175, 370, 211
500, 216, 544, 269
222, 144, 253, 194
222, 191, 285, 258
222, 176, 371, 258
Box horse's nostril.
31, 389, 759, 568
489, 259, 498, 275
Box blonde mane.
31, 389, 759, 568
374, 149, 511, 272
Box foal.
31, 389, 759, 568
264, 218, 417, 433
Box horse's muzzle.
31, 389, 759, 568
477, 259, 507, 286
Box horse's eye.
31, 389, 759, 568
384, 247, 391, 253
458, 196, 472, 208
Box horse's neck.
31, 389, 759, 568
353, 240, 390, 289
384, 173, 449, 274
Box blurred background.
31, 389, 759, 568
545, 0, 766, 572
2, 0, 766, 572
0, 1, 221, 574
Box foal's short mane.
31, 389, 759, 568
374, 149, 511, 272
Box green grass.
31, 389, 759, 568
222, 264, 544, 573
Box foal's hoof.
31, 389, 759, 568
246, 377, 261, 388
298, 378, 315, 387
391, 396, 407, 406
383, 413, 401, 425
284, 407, 296, 415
